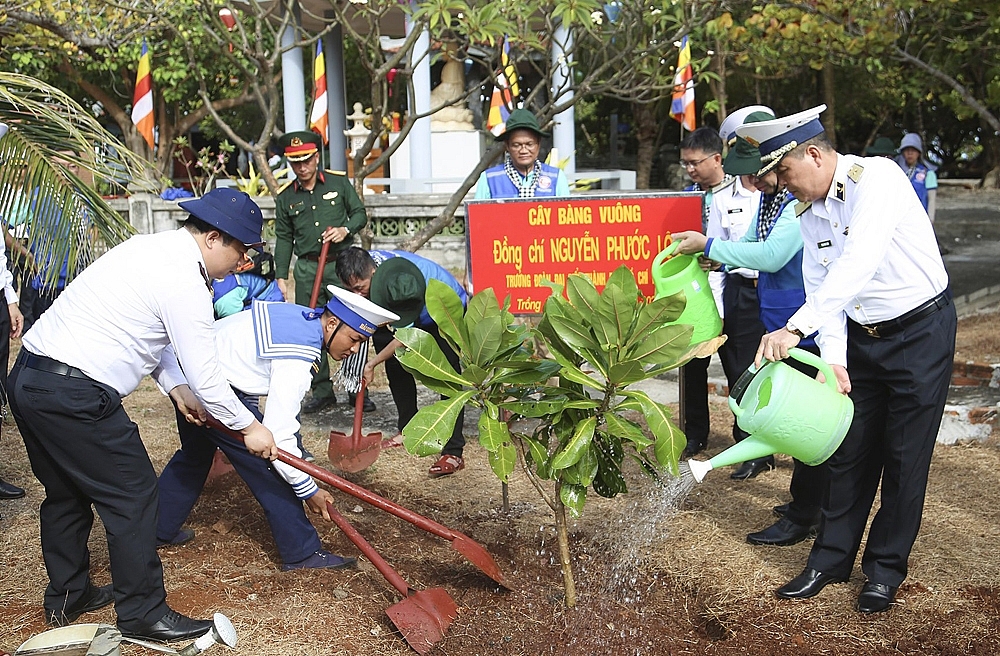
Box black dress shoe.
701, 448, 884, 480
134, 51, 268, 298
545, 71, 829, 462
46, 584, 115, 626
730, 456, 775, 480
349, 391, 377, 413
0, 477, 25, 499
857, 581, 896, 613
682, 439, 706, 459
772, 502, 790, 518
157, 528, 195, 548
775, 567, 845, 599
119, 609, 213, 642
301, 395, 335, 414
747, 517, 817, 546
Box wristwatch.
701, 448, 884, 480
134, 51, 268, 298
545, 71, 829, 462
785, 322, 805, 338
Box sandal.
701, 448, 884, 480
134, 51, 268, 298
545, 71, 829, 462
380, 433, 405, 450
428, 454, 464, 478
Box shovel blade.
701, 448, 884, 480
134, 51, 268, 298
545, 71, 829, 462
385, 588, 458, 655
452, 533, 509, 588
328, 430, 382, 473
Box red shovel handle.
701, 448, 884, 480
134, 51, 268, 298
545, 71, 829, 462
308, 240, 330, 308
205, 417, 460, 541
325, 501, 410, 597
351, 379, 367, 446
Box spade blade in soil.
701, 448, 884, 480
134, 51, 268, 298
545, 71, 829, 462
386, 588, 459, 655
328, 379, 382, 473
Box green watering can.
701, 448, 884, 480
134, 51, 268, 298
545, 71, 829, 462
651, 241, 722, 345
687, 348, 854, 483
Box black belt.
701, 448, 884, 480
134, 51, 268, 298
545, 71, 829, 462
853, 289, 952, 339
301, 249, 339, 263
727, 274, 757, 288
23, 352, 92, 380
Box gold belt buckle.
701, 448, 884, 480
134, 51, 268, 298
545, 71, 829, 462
864, 325, 880, 338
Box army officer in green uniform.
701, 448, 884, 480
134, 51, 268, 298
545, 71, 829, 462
274, 131, 369, 413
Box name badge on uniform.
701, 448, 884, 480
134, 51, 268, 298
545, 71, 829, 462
323, 191, 339, 200
727, 208, 743, 214
817, 239, 832, 249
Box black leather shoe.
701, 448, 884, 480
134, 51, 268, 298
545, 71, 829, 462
857, 581, 896, 613
0, 477, 25, 499
349, 391, 377, 413
301, 395, 335, 414
157, 528, 195, 548
119, 609, 213, 643
775, 567, 845, 599
46, 584, 115, 626
747, 517, 816, 546
682, 439, 706, 459
730, 456, 775, 480
772, 502, 790, 518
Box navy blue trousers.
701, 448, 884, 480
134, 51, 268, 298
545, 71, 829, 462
156, 391, 320, 565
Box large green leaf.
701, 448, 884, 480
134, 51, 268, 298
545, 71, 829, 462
593, 433, 629, 497
604, 413, 654, 449
468, 314, 504, 367
490, 359, 562, 385
395, 327, 471, 387
466, 287, 501, 328
551, 416, 596, 470
478, 412, 512, 452
559, 483, 587, 518
566, 273, 600, 316
558, 362, 605, 391
607, 359, 648, 387
596, 272, 636, 347
425, 279, 469, 355
487, 441, 516, 482
547, 310, 601, 355
537, 314, 581, 367
629, 323, 693, 366
628, 390, 684, 475
501, 397, 570, 418
521, 434, 553, 479
401, 391, 476, 456
462, 363, 489, 386
625, 293, 687, 351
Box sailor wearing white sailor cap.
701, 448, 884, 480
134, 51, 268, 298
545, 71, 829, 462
156, 286, 398, 574
740, 105, 955, 615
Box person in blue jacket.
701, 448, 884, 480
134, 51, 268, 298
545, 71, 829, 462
474, 109, 570, 199
895, 133, 938, 223
672, 111, 829, 549
335, 247, 470, 477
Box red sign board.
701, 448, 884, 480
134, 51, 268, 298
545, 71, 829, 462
465, 192, 703, 314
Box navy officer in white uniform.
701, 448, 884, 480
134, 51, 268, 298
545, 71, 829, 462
8, 188, 278, 640
739, 106, 955, 614
155, 286, 398, 570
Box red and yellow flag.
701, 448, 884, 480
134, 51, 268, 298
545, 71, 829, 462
486, 38, 520, 136
670, 36, 696, 132
309, 40, 329, 145
131, 39, 155, 149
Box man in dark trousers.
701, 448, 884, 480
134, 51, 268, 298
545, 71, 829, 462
741, 106, 955, 614
8, 188, 277, 640
272, 131, 372, 414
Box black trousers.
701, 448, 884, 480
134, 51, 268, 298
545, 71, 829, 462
681, 357, 710, 444
807, 300, 956, 587
718, 276, 766, 444
0, 300, 10, 407
373, 325, 465, 456
782, 344, 828, 527
9, 351, 168, 625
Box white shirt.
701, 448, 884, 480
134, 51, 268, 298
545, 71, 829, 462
0, 238, 18, 306
23, 228, 255, 431
788, 154, 948, 366
159, 311, 318, 498
705, 178, 760, 316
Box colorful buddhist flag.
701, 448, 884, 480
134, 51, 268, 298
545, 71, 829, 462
131, 39, 155, 150
670, 36, 696, 132
486, 38, 520, 136
309, 40, 329, 145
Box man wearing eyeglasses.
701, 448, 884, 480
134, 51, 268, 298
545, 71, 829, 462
475, 109, 570, 199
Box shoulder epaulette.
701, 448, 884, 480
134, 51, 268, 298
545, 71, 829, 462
847, 163, 864, 183
794, 201, 813, 217
276, 179, 294, 194
325, 169, 347, 176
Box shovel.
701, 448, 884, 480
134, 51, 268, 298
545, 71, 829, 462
325, 501, 457, 654
307, 240, 330, 308
327, 378, 382, 472
207, 418, 508, 587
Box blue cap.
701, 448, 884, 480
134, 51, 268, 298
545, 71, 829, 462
178, 188, 265, 247
319, 284, 399, 336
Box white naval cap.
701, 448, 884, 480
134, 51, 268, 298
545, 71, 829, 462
325, 284, 399, 337
718, 105, 773, 146
735, 104, 828, 174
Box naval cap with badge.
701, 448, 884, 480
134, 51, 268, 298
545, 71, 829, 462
718, 105, 773, 147
178, 187, 265, 247
735, 104, 828, 176
322, 284, 399, 337
281, 130, 322, 162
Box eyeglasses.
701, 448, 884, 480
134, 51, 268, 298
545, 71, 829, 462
679, 155, 713, 169
509, 141, 538, 151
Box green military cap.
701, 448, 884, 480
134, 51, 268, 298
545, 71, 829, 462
280, 130, 322, 161
866, 137, 897, 157
369, 258, 427, 329
496, 109, 550, 142
723, 111, 774, 176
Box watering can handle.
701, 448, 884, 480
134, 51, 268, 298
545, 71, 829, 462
652, 240, 681, 268
788, 347, 840, 393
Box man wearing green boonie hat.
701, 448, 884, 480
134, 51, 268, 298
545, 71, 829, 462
671, 108, 828, 550
474, 108, 570, 199
865, 137, 897, 158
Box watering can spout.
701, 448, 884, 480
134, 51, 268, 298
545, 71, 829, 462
687, 459, 713, 483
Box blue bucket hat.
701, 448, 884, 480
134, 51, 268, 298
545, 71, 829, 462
178, 188, 265, 247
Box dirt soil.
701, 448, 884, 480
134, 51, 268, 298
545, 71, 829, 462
3, 310, 1000, 656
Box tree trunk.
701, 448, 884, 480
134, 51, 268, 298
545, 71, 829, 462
821, 62, 837, 149
553, 483, 577, 608
633, 103, 659, 190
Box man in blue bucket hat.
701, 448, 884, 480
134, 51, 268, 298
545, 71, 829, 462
8, 187, 278, 641
741, 106, 955, 614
